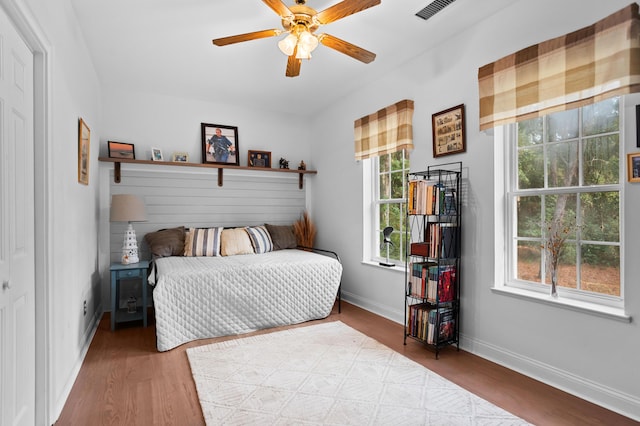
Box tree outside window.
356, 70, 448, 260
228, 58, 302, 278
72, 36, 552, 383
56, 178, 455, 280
375, 151, 410, 263
512, 97, 621, 298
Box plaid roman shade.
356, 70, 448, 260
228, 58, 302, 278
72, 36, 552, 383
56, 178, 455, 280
354, 99, 414, 161
478, 3, 640, 131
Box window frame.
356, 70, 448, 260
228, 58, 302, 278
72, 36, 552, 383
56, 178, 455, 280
363, 150, 410, 266
501, 100, 625, 310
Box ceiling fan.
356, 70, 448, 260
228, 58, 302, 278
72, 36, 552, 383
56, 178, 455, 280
212, 0, 380, 77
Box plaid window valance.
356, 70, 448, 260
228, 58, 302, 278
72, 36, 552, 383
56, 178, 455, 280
478, 3, 640, 131
354, 99, 414, 161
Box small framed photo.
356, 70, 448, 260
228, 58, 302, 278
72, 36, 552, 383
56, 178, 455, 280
172, 152, 189, 162
627, 152, 640, 182
201, 123, 239, 166
432, 104, 465, 158
151, 147, 164, 161
248, 150, 272, 168
108, 141, 135, 159
78, 118, 90, 185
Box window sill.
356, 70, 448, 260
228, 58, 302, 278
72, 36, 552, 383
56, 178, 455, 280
361, 260, 405, 273
491, 286, 631, 323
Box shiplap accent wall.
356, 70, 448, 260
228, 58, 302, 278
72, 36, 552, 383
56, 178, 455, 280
108, 166, 308, 263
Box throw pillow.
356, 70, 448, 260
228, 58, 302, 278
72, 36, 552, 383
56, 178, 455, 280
245, 225, 273, 254
265, 224, 297, 250
220, 228, 255, 256
184, 227, 223, 256
143, 226, 185, 259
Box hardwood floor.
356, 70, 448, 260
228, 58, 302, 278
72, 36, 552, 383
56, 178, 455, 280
55, 302, 636, 425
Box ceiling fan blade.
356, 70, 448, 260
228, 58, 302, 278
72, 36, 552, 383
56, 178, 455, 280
318, 33, 376, 63
212, 29, 281, 46
262, 0, 294, 19
316, 0, 381, 25
286, 51, 302, 77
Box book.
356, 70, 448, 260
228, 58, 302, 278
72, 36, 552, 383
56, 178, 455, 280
439, 224, 459, 258
437, 308, 456, 342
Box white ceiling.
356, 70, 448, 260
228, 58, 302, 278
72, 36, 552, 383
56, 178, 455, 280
70, 0, 515, 116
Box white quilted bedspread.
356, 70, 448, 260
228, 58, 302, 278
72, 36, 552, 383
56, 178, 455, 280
150, 249, 343, 351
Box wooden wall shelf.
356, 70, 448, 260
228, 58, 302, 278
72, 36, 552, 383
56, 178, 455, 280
98, 157, 317, 189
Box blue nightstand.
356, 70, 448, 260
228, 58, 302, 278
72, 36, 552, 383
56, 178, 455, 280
110, 261, 150, 331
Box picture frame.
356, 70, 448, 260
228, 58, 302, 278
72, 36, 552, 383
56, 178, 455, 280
636, 105, 640, 148
627, 152, 640, 182
248, 150, 272, 168
172, 151, 189, 162
201, 123, 239, 166
78, 118, 90, 185
151, 147, 164, 161
432, 104, 466, 158
108, 141, 135, 159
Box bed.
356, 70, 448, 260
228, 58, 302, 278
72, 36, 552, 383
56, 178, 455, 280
148, 248, 343, 351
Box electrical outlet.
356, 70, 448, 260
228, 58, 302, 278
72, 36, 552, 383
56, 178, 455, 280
83, 300, 87, 316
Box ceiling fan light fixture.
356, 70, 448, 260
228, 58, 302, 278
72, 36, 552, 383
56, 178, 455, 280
295, 45, 312, 60
278, 33, 298, 56
298, 30, 318, 52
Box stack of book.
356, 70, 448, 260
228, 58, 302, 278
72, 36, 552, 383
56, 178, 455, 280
426, 223, 459, 258
407, 304, 456, 344
408, 179, 456, 215
409, 262, 456, 303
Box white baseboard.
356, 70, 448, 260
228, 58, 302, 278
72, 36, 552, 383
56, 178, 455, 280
341, 292, 640, 421
341, 290, 404, 325
459, 334, 640, 421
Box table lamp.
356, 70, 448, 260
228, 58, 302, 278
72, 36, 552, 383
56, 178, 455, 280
110, 194, 148, 264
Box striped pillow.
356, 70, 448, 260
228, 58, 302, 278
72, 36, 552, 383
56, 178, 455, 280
245, 225, 273, 254
183, 227, 222, 256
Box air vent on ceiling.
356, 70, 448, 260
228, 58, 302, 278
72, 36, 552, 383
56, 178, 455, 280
415, 0, 456, 20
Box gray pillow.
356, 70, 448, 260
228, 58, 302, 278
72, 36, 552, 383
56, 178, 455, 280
265, 224, 297, 250
143, 226, 185, 258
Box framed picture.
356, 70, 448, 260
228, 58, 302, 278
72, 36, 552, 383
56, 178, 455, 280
201, 123, 239, 166
636, 105, 640, 148
248, 150, 271, 168
78, 118, 90, 185
432, 104, 466, 158
627, 153, 640, 182
151, 147, 164, 161
172, 152, 189, 162
108, 141, 135, 159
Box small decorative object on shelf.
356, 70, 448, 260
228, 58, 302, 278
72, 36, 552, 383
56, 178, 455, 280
404, 161, 461, 359
248, 150, 271, 168
172, 151, 189, 162
298, 160, 306, 170
279, 157, 290, 169
151, 147, 163, 161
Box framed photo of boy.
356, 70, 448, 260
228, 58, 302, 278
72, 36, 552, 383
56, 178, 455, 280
248, 150, 272, 168
201, 123, 239, 166
432, 104, 465, 158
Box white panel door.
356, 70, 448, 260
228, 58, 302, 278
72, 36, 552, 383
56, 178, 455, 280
0, 6, 36, 426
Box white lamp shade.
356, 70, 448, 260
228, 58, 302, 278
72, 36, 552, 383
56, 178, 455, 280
110, 194, 148, 222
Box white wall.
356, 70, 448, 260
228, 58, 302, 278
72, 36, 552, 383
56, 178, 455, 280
309, 0, 640, 420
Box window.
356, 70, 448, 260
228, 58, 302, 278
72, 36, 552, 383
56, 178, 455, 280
366, 150, 410, 264
505, 97, 622, 306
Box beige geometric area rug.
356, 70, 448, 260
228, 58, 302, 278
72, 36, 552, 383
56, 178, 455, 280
187, 321, 530, 425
